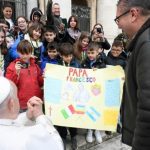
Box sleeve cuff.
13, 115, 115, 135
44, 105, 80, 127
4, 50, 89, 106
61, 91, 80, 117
36, 115, 57, 133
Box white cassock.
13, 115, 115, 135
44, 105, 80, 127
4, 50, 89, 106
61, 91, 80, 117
0, 113, 64, 150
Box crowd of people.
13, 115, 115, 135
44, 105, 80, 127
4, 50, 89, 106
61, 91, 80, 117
0, 0, 132, 150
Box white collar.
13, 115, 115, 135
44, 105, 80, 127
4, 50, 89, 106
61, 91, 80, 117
0, 119, 20, 127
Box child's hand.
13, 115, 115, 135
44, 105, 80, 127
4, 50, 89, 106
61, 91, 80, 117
93, 68, 97, 71
42, 69, 46, 78
59, 23, 65, 32
15, 61, 22, 75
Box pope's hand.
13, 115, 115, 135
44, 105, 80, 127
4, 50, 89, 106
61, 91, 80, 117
26, 96, 43, 120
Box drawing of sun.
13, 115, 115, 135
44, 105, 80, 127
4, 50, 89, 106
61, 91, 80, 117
91, 84, 101, 96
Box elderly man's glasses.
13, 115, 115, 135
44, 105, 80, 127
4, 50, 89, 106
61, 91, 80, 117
114, 10, 130, 24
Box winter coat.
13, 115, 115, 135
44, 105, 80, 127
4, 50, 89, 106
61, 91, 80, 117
92, 37, 111, 50
121, 18, 150, 150
60, 28, 81, 45
81, 55, 106, 69
58, 58, 80, 68
9, 32, 25, 60
106, 51, 127, 69
5, 58, 43, 109
41, 56, 60, 71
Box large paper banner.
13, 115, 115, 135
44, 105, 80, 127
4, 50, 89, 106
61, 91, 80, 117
44, 64, 125, 131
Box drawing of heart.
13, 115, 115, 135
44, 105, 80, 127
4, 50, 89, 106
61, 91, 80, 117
91, 84, 101, 96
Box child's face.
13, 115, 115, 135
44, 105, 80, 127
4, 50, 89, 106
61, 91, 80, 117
17, 17, 28, 32
33, 15, 40, 22
69, 18, 77, 28
0, 31, 5, 45
87, 50, 99, 61
111, 46, 122, 57
62, 54, 73, 64
81, 38, 89, 48
3, 7, 12, 19
0, 23, 9, 33
32, 29, 41, 41
47, 49, 58, 59
44, 31, 56, 43
18, 52, 31, 62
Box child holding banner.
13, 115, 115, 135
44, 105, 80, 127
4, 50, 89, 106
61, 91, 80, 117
106, 40, 127, 69
57, 42, 80, 150
81, 42, 106, 143
41, 42, 60, 71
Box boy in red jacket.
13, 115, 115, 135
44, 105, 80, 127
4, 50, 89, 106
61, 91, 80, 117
5, 40, 43, 112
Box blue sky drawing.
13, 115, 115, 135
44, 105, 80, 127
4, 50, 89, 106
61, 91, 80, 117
105, 79, 120, 107
44, 77, 62, 104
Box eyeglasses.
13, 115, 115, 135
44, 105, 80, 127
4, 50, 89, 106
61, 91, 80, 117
114, 10, 130, 24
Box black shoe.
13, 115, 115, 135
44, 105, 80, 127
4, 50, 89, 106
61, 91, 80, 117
117, 124, 122, 133
105, 131, 112, 135
71, 137, 78, 150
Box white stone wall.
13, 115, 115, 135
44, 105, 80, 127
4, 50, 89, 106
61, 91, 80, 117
27, 0, 38, 20
97, 0, 121, 44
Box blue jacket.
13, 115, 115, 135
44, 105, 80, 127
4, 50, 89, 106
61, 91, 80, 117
9, 33, 24, 60
58, 58, 80, 68
41, 56, 59, 71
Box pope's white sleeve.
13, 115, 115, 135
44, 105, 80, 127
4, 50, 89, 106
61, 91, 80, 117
15, 113, 35, 126
36, 115, 57, 133
35, 115, 64, 150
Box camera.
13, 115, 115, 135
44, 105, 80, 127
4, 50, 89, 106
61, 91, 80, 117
18, 62, 29, 69
97, 28, 102, 33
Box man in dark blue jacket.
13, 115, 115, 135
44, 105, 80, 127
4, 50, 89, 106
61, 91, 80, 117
115, 0, 150, 149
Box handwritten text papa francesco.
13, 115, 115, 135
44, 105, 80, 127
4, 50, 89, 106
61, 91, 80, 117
66, 68, 96, 83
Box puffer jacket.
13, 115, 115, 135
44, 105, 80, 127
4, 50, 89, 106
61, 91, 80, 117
106, 51, 127, 69
122, 18, 150, 150
81, 55, 106, 69
5, 58, 43, 109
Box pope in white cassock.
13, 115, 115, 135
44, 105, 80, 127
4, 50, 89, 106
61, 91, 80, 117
0, 76, 64, 150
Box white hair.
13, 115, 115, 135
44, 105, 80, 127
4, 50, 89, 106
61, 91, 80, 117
0, 81, 18, 110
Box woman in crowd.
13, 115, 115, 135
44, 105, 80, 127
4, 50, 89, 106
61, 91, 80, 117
60, 15, 81, 45
2, 3, 14, 31
9, 16, 28, 61
0, 27, 9, 74
74, 31, 91, 63
24, 22, 44, 66
91, 23, 110, 50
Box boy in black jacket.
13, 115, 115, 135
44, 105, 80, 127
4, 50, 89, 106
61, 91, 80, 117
81, 42, 106, 69
81, 42, 105, 143
106, 40, 127, 69
57, 43, 80, 150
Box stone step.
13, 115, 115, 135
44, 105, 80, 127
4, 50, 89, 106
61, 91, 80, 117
66, 129, 119, 150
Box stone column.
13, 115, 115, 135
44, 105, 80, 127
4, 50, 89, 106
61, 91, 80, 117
27, 0, 38, 20
96, 0, 120, 44
87, 0, 97, 31
39, 0, 45, 14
